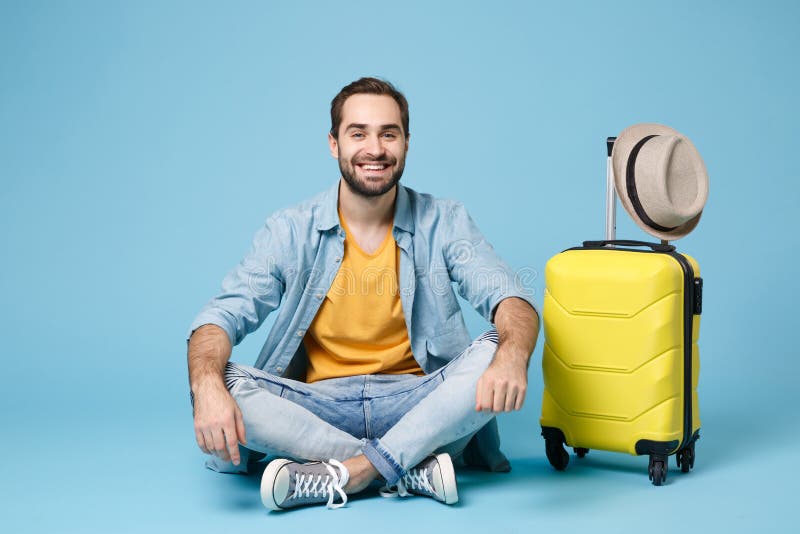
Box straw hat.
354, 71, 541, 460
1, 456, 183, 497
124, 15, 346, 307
612, 123, 709, 240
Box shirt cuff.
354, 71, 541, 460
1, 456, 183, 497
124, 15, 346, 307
186, 310, 238, 346
488, 292, 539, 324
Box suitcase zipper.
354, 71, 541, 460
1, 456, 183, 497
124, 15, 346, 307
664, 250, 697, 452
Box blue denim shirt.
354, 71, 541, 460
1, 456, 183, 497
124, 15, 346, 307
189, 181, 537, 378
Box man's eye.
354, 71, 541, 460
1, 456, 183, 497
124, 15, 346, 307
352, 132, 364, 139
382, 132, 397, 139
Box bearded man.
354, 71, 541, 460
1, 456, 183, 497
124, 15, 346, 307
187, 77, 539, 511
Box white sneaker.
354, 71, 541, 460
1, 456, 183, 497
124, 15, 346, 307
260, 458, 349, 510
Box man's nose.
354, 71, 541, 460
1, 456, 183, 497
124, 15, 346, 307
364, 134, 386, 158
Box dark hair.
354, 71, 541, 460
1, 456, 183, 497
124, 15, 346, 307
330, 77, 409, 139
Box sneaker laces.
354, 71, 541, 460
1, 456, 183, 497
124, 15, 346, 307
402, 467, 434, 494
292, 459, 350, 509
378, 466, 432, 498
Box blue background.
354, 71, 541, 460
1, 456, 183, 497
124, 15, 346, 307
1, 0, 797, 531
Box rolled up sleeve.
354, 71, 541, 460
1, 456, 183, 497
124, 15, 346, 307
187, 215, 287, 346
443, 202, 538, 324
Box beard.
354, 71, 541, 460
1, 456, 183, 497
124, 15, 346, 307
339, 153, 405, 198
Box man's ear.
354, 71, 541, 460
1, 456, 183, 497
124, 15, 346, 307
405, 133, 410, 153
328, 133, 338, 159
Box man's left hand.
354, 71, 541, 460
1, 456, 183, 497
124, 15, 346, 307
475, 347, 528, 413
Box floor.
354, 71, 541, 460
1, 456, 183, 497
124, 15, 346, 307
5, 401, 794, 534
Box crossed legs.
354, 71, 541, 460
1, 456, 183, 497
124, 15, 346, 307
213, 330, 499, 490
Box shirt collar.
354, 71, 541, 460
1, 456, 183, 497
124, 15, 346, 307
315, 180, 415, 235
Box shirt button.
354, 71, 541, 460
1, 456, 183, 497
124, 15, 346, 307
334, 257, 341, 262
316, 294, 323, 299
276, 366, 283, 374
297, 329, 304, 336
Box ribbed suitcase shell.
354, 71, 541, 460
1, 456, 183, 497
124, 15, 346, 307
540, 247, 701, 456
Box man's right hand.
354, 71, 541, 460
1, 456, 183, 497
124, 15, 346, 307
192, 378, 247, 465
188, 324, 246, 465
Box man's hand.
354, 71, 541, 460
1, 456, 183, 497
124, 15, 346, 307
193, 379, 247, 465
188, 324, 246, 465
475, 296, 540, 413
475, 348, 528, 412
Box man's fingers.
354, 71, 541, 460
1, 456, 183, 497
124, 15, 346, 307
515, 388, 527, 411
480, 379, 495, 412
200, 425, 233, 462
475, 377, 484, 411
203, 429, 218, 456
196, 429, 210, 454
210, 427, 228, 457
476, 362, 529, 413
224, 426, 240, 465
235, 406, 247, 445
492, 383, 506, 413
192, 384, 245, 462
504, 386, 517, 412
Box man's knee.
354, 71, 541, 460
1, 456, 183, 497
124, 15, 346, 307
473, 328, 499, 346
468, 334, 499, 369
223, 362, 288, 409
223, 361, 253, 394
440, 334, 497, 381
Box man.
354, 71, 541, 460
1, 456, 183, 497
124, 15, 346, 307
187, 77, 539, 511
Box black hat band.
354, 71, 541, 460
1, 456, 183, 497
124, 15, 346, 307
626, 135, 679, 234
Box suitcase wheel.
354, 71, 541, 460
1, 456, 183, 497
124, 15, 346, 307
573, 447, 589, 459
676, 441, 696, 473
545, 439, 570, 471
648, 455, 667, 486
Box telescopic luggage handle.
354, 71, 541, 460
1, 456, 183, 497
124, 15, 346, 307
605, 135, 670, 246
605, 137, 617, 241
583, 240, 676, 252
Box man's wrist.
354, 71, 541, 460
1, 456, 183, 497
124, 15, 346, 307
493, 344, 530, 367
190, 372, 226, 396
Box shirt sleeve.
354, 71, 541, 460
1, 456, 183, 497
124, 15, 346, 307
443, 201, 539, 324
187, 215, 288, 346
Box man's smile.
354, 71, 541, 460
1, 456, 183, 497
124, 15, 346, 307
355, 160, 394, 175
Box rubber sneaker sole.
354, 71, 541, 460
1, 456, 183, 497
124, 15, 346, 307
260, 458, 294, 511
433, 453, 459, 505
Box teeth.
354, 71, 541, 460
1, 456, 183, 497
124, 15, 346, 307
362, 164, 386, 170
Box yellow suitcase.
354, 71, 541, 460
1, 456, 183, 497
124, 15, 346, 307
540, 241, 701, 485
540, 137, 703, 486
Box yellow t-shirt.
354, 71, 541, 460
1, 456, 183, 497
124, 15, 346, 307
302, 210, 423, 383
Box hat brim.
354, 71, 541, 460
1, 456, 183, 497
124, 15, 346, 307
611, 123, 705, 241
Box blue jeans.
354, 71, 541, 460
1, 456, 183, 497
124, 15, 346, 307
206, 329, 499, 485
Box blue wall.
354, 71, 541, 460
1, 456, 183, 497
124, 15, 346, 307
2, 1, 797, 531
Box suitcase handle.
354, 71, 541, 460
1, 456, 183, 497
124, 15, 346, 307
582, 239, 676, 252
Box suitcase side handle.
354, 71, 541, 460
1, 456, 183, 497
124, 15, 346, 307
582, 239, 676, 252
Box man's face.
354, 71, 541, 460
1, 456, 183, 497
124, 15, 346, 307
329, 94, 409, 198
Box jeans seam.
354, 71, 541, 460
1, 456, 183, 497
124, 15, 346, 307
363, 376, 372, 439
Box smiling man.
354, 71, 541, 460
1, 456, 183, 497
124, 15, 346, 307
334, 92, 406, 198
187, 77, 539, 511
